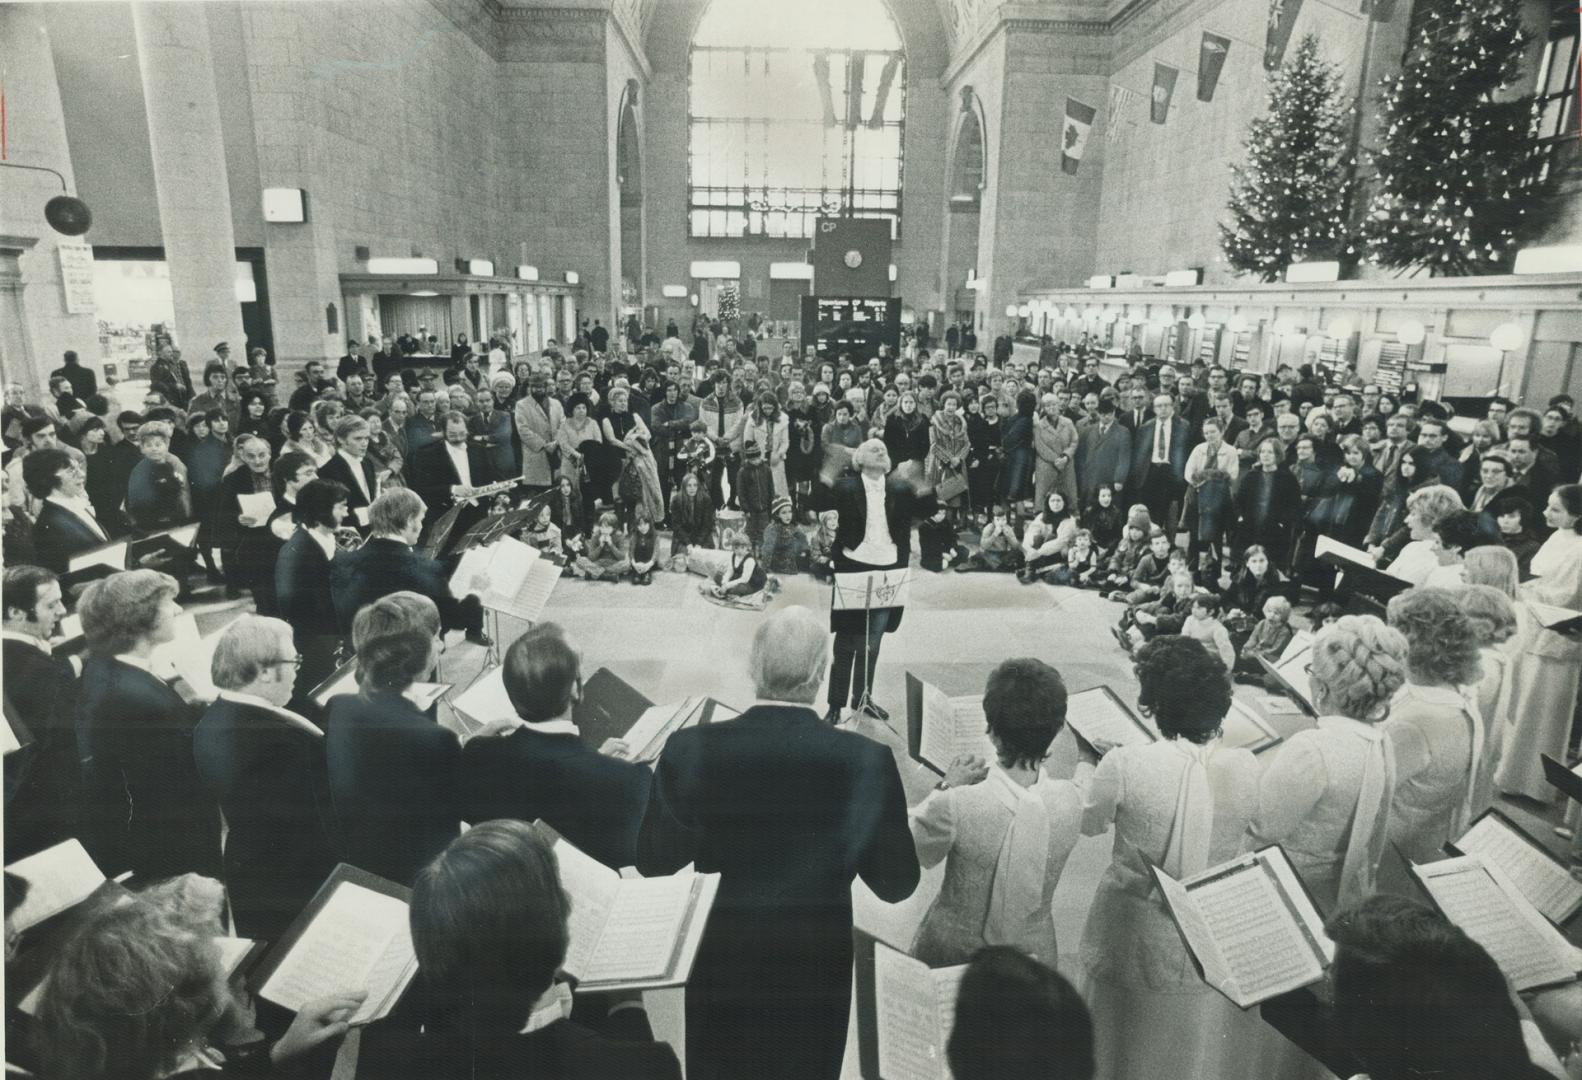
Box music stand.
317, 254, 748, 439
832, 568, 911, 728
451, 506, 541, 555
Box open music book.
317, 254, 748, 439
255, 864, 417, 1026
310, 659, 448, 711
450, 535, 538, 607
1414, 854, 1582, 991
1221, 699, 1282, 755
6, 839, 106, 934
905, 672, 994, 776
1314, 534, 1377, 569
870, 939, 966, 1080
1063, 685, 1154, 750
150, 612, 224, 700
67, 540, 128, 574
1542, 753, 1582, 804
1151, 846, 1333, 1008
621, 697, 739, 763
1530, 600, 1582, 634
834, 568, 913, 612
1451, 810, 1582, 924
554, 836, 719, 991
237, 491, 276, 522
1260, 641, 1316, 716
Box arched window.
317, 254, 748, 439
689, 0, 906, 240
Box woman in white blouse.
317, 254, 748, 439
1077, 635, 1264, 1080
1496, 485, 1582, 802
1375, 484, 1464, 585
1457, 583, 1518, 816
1383, 587, 1484, 863
1247, 615, 1408, 915
907, 658, 1085, 967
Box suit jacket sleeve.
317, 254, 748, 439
635, 735, 700, 877
854, 743, 921, 903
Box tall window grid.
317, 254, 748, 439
1534, 13, 1579, 183
688, 44, 906, 240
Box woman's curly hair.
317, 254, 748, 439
1387, 587, 1483, 688
1458, 585, 1518, 648
1133, 635, 1232, 744
1310, 615, 1409, 723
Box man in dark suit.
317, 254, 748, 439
462, 624, 652, 870
637, 607, 919, 1080
49, 350, 97, 402
2, 566, 80, 861
316, 415, 379, 523
23, 448, 110, 574
1075, 398, 1133, 505
75, 570, 221, 881
409, 410, 497, 534
276, 479, 351, 709
214, 435, 275, 603
1117, 386, 1152, 433
826, 438, 936, 725
328, 487, 489, 643
1130, 393, 1190, 533
193, 615, 338, 939
1506, 437, 1558, 505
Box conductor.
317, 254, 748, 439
827, 437, 935, 725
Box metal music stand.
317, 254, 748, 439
832, 568, 912, 731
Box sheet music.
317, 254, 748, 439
1220, 700, 1279, 753
259, 881, 412, 1023
874, 941, 950, 1080
236, 492, 276, 522
1188, 859, 1324, 1002
1530, 600, 1582, 630
217, 936, 256, 977
492, 559, 562, 624
580, 875, 694, 983
623, 698, 704, 762
1276, 631, 1313, 666
150, 613, 221, 699
1274, 650, 1314, 710
313, 666, 446, 711
68, 541, 127, 573
1457, 815, 1582, 923
51, 613, 82, 644
918, 682, 993, 771
1315, 534, 1376, 568
353, 506, 371, 527
1418, 857, 1578, 990
452, 666, 514, 728
7, 840, 104, 933
451, 536, 539, 609
930, 964, 967, 1061
1065, 687, 1153, 749
833, 568, 912, 611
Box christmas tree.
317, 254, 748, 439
1362, 0, 1543, 274
717, 282, 740, 324
1220, 35, 1354, 282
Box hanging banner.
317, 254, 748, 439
1150, 63, 1178, 124
1106, 84, 1142, 141
57, 240, 95, 315
1198, 32, 1232, 102
1264, 0, 1306, 70
812, 53, 838, 127
1061, 97, 1097, 175
846, 53, 867, 130
868, 53, 902, 128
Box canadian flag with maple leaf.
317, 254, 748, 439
1061, 98, 1097, 176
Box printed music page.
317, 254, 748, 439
259, 881, 413, 1023
1314, 534, 1376, 567
556, 839, 620, 981
623, 698, 704, 762
579, 874, 694, 984
236, 492, 276, 522
919, 680, 993, 771
1065, 687, 1153, 749
1417, 856, 1579, 991
452, 666, 513, 728
497, 559, 562, 623
7, 840, 104, 932
874, 941, 950, 1080
1457, 814, 1582, 923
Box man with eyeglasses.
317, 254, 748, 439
194, 614, 339, 938
23, 447, 106, 574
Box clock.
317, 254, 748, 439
843, 249, 864, 269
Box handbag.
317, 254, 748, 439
937, 469, 969, 504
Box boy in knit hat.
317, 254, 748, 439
759, 495, 808, 573
736, 441, 775, 554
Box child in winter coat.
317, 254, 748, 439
736, 441, 776, 554
919, 506, 968, 571
759, 496, 809, 574
1182, 591, 1236, 669
1234, 595, 1295, 680
809, 510, 840, 580
1043, 529, 1099, 586
573, 511, 627, 581
957, 505, 1023, 573
628, 506, 659, 585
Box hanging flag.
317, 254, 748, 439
1106, 84, 1142, 141
846, 53, 868, 130
1150, 63, 1178, 124
812, 53, 837, 127
1061, 98, 1097, 175
868, 54, 902, 128
1264, 0, 1305, 70
1198, 32, 1232, 102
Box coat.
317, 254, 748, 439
324, 688, 461, 886
329, 537, 452, 637
514, 394, 564, 487
461, 726, 653, 870
76, 656, 222, 880
193, 697, 338, 938
357, 1012, 681, 1080
1032, 413, 1080, 511
636, 704, 918, 1080
1076, 418, 1133, 500
317, 452, 379, 513
30, 500, 109, 573
3, 639, 81, 862
1129, 416, 1191, 487
829, 473, 936, 635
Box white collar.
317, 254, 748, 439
338, 448, 366, 470
114, 653, 155, 673
1316, 715, 1387, 740
748, 697, 813, 712
519, 981, 574, 1034
444, 440, 468, 455
46, 491, 96, 515
517, 716, 580, 737
0, 629, 51, 654
217, 689, 324, 736
306, 527, 336, 561
861, 471, 886, 489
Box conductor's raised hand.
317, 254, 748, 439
943, 754, 989, 789
271, 992, 367, 1065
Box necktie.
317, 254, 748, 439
1155, 420, 1166, 463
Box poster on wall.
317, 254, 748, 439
1150, 63, 1178, 124
58, 241, 95, 315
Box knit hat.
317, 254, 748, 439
742, 440, 763, 460
1126, 505, 1152, 532
770, 495, 792, 517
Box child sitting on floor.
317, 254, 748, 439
1090, 506, 1152, 591
706, 529, 767, 600
573, 511, 627, 581
919, 506, 968, 572
628, 506, 659, 585
759, 496, 809, 574
669, 471, 716, 559
1234, 595, 1294, 681
809, 510, 839, 580
957, 505, 1022, 573
1118, 569, 1198, 650
1110, 528, 1176, 605
1044, 529, 1099, 586
1085, 486, 1125, 555
520, 499, 563, 558
1182, 590, 1236, 669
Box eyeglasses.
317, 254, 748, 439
274, 655, 304, 669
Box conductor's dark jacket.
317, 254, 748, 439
636, 703, 919, 1080
829, 473, 935, 635
461, 726, 652, 871
192, 696, 338, 939
75, 656, 222, 881
324, 688, 460, 886
329, 538, 450, 636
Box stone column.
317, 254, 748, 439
0, 237, 42, 393
132, 2, 245, 358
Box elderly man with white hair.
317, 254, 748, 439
826, 436, 938, 725
193, 614, 336, 938
637, 605, 918, 1080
